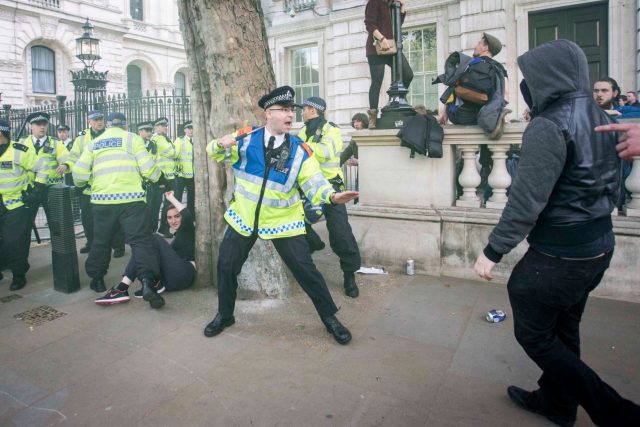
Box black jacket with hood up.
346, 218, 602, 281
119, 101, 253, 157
484, 40, 620, 262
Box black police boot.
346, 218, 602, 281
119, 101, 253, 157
142, 277, 165, 309
343, 272, 359, 298
10, 275, 27, 291
90, 277, 106, 293
204, 313, 236, 337
507, 386, 576, 427
112, 247, 125, 258
322, 315, 352, 345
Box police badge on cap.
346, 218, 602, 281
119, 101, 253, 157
26, 112, 50, 124
183, 120, 193, 129
57, 124, 70, 132
258, 86, 298, 109
136, 121, 153, 131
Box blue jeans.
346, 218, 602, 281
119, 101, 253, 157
507, 248, 640, 425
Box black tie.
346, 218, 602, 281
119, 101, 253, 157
266, 136, 275, 164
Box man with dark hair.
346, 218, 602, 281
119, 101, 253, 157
474, 40, 640, 427
299, 96, 362, 298
625, 90, 640, 107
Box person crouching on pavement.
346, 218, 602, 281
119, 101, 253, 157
95, 191, 195, 305
204, 86, 358, 345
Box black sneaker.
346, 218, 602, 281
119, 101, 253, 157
95, 288, 130, 305
133, 282, 165, 298
507, 386, 576, 427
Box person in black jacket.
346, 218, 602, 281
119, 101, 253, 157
474, 40, 640, 426
95, 191, 195, 305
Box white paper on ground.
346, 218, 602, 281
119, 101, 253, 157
356, 266, 387, 275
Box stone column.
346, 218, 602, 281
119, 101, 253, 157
625, 156, 640, 217
456, 145, 481, 207
485, 144, 511, 209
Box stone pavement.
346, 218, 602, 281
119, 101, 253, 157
1, 241, 639, 427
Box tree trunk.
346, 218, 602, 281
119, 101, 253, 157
177, 0, 290, 297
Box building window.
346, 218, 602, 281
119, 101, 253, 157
290, 45, 320, 122
31, 46, 56, 94
131, 0, 143, 21
174, 71, 186, 96
402, 25, 438, 111
127, 64, 142, 97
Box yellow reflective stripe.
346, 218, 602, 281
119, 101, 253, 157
0, 176, 29, 189
234, 185, 301, 208
321, 161, 340, 169
92, 165, 139, 178
300, 173, 328, 194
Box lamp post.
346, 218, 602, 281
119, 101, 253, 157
376, 1, 415, 129
70, 18, 108, 126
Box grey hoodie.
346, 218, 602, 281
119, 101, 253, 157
484, 40, 618, 261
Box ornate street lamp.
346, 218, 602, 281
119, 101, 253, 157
70, 18, 108, 125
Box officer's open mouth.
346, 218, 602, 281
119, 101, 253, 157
284, 120, 292, 126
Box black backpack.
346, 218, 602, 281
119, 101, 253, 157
458, 58, 497, 96
397, 114, 444, 159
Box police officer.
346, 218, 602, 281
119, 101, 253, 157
68, 111, 125, 257
57, 124, 74, 186
73, 112, 165, 308
174, 121, 195, 216
204, 86, 358, 345
137, 121, 161, 232
0, 118, 47, 291
23, 112, 70, 232
298, 97, 362, 298
152, 117, 178, 238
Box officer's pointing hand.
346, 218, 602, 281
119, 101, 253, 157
217, 134, 237, 149
330, 191, 359, 205
595, 122, 640, 160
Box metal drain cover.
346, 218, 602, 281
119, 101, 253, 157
1, 294, 23, 303
14, 305, 67, 326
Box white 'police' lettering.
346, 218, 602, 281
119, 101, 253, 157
94, 138, 123, 150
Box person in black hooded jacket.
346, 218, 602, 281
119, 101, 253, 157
474, 40, 640, 426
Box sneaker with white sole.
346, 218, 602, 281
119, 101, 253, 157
95, 288, 130, 305
133, 282, 165, 298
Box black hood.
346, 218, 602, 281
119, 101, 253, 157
517, 39, 591, 114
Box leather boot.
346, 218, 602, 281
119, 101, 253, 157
322, 315, 352, 345
367, 108, 378, 129
343, 272, 359, 298
204, 313, 236, 337
10, 275, 26, 291
90, 277, 106, 293
142, 277, 165, 309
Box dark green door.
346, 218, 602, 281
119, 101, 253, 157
529, 2, 608, 85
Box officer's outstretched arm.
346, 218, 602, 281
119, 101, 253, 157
330, 191, 359, 204
133, 135, 161, 182
206, 133, 239, 164
72, 146, 93, 188
298, 155, 334, 205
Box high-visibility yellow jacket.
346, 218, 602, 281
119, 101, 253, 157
72, 127, 160, 204
68, 128, 100, 195
152, 133, 177, 179
207, 128, 335, 240
23, 134, 70, 186
0, 142, 47, 210
174, 135, 194, 178
298, 121, 344, 182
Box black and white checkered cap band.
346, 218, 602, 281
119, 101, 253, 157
264, 91, 295, 108
0, 125, 10, 132
29, 115, 49, 123
155, 119, 168, 126
109, 118, 127, 125
138, 124, 153, 130
303, 100, 325, 111
88, 112, 104, 119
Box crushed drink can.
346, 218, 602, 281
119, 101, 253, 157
406, 258, 415, 275
486, 309, 506, 323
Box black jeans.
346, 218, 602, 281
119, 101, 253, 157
508, 248, 640, 426
216, 227, 338, 320
0, 206, 31, 277
123, 234, 195, 292
367, 53, 414, 109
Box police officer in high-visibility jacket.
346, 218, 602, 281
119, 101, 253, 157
22, 112, 70, 229
204, 86, 358, 345
173, 121, 195, 215
0, 118, 47, 291
137, 121, 162, 232
73, 112, 166, 309
298, 97, 362, 298
152, 117, 178, 238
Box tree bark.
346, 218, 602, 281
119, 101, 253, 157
177, 0, 290, 296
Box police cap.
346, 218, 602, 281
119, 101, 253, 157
57, 124, 70, 132
26, 112, 50, 124
482, 32, 502, 56
301, 96, 326, 113
258, 86, 298, 109
137, 121, 154, 131
0, 118, 10, 135
183, 120, 193, 129
88, 110, 104, 120
107, 112, 127, 126
154, 117, 169, 126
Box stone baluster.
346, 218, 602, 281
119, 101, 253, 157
624, 156, 640, 217
456, 145, 481, 207
486, 144, 512, 209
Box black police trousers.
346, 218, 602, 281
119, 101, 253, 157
85, 202, 159, 281
123, 234, 195, 292
508, 249, 640, 426
80, 192, 124, 250
145, 183, 162, 233
217, 227, 338, 320
0, 206, 31, 277
175, 177, 195, 218
305, 202, 361, 273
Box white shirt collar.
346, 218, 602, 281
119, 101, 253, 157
263, 128, 285, 149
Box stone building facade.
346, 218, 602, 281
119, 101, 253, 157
263, 0, 637, 126
0, 0, 188, 108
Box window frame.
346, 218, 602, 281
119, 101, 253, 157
288, 44, 321, 122
127, 64, 143, 98
401, 24, 438, 112
130, 0, 144, 21
174, 71, 187, 97
31, 45, 56, 95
